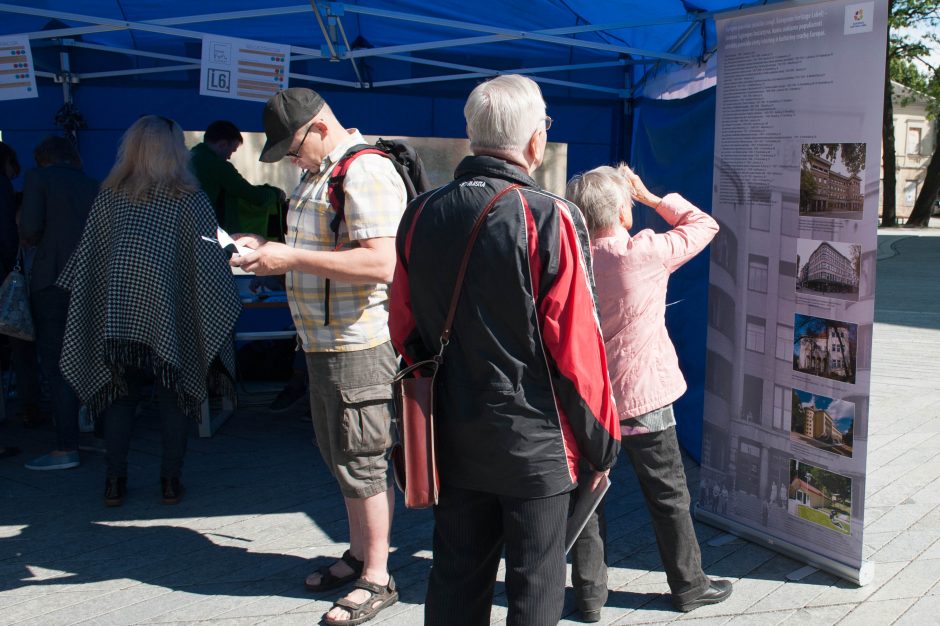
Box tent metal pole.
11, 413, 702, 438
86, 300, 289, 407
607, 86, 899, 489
309, 0, 339, 60
333, 12, 364, 86
335, 4, 696, 63
0, 4, 252, 42
144, 5, 313, 26
77, 65, 200, 79
66, 41, 198, 65
382, 55, 632, 74
371, 72, 625, 96
338, 3, 704, 37
287, 72, 362, 88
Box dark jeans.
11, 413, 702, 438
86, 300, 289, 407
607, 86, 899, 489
571, 426, 709, 610
31, 286, 79, 450
426, 485, 569, 626
103, 369, 190, 479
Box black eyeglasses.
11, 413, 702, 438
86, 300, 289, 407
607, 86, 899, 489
286, 124, 313, 158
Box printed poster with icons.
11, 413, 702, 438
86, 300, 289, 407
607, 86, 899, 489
0, 36, 38, 101
200, 35, 289, 102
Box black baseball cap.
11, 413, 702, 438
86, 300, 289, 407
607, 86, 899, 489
259, 88, 326, 163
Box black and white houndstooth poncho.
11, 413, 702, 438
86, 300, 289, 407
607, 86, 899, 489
58, 185, 241, 418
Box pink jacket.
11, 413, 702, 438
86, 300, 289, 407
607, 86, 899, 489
590, 193, 718, 424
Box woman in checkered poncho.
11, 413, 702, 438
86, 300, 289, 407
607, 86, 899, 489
58, 115, 241, 506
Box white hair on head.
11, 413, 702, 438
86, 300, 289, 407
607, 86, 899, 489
464, 74, 547, 153
565, 165, 633, 235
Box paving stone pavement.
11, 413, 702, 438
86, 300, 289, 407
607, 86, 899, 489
1, 225, 939, 625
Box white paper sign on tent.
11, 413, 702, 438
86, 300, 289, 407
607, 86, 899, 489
199, 35, 289, 102
0, 36, 38, 101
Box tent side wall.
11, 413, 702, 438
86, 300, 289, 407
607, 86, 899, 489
630, 86, 717, 462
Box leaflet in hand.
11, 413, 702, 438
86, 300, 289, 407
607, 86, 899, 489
216, 227, 254, 257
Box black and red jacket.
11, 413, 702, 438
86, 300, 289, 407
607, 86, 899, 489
389, 155, 620, 498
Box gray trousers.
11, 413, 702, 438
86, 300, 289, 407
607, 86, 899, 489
571, 425, 710, 611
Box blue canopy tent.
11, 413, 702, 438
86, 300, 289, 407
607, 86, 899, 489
0, 0, 788, 459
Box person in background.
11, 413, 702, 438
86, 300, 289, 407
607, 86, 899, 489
18, 136, 98, 471
566, 164, 731, 619
0, 142, 18, 276
0, 141, 25, 457
231, 88, 405, 626
390, 74, 620, 625
191, 121, 301, 413
57, 115, 240, 506
190, 119, 283, 232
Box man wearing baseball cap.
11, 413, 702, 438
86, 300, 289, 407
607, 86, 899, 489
231, 88, 405, 625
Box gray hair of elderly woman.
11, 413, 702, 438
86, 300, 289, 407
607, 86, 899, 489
566, 165, 633, 236
464, 74, 547, 153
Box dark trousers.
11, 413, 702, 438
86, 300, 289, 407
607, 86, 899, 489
425, 485, 569, 626
571, 426, 709, 609
103, 369, 190, 479
31, 286, 79, 450
9, 336, 39, 408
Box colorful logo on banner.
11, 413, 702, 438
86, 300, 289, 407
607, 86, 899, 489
845, 2, 875, 33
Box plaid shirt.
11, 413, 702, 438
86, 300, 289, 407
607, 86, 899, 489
285, 130, 406, 352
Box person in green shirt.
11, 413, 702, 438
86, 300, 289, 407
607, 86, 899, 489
190, 120, 283, 233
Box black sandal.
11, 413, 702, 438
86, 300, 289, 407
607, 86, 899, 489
324, 576, 398, 626
304, 549, 364, 592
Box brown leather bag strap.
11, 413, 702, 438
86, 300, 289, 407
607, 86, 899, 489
440, 183, 522, 347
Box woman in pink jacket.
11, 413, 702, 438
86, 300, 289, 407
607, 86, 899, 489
566, 164, 731, 620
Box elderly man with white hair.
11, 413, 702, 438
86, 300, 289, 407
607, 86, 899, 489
565, 165, 731, 620
390, 74, 621, 625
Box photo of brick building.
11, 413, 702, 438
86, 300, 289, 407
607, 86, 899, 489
799, 143, 866, 219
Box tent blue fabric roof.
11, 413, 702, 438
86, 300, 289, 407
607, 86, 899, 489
2, 1, 785, 98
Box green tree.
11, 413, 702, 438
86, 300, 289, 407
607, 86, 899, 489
799, 168, 817, 211
883, 0, 940, 227
791, 393, 805, 433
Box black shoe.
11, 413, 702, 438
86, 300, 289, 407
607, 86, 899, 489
674, 579, 733, 612
104, 476, 127, 507
580, 608, 601, 623
161, 477, 184, 505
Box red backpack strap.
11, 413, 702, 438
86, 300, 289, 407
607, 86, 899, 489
322, 145, 387, 327
326, 145, 388, 241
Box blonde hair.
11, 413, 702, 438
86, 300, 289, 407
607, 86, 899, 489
103, 115, 198, 203
464, 75, 547, 153
566, 164, 633, 236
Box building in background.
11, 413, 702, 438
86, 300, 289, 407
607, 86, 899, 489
880, 81, 937, 222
